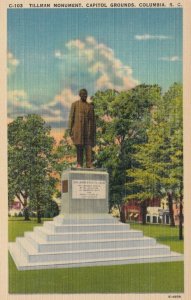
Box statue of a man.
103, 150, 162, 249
68, 89, 96, 168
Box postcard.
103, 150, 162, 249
0, 0, 191, 299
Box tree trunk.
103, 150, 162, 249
37, 204, 41, 224
141, 201, 147, 225
179, 194, 183, 240
23, 197, 30, 221
16, 193, 30, 221
120, 207, 126, 223
23, 205, 30, 221
167, 192, 175, 227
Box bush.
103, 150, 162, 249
30, 200, 59, 219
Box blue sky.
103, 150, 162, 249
8, 8, 182, 132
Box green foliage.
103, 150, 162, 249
8, 114, 57, 222
126, 83, 183, 203
54, 129, 76, 174
92, 85, 162, 209
42, 200, 59, 218
125, 83, 183, 231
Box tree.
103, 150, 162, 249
157, 83, 183, 231
28, 173, 57, 223
164, 83, 183, 237
89, 90, 120, 211
125, 122, 170, 224
112, 85, 161, 207
92, 85, 161, 212
54, 129, 76, 175
42, 200, 59, 218
125, 83, 183, 234
8, 114, 57, 222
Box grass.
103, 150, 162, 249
130, 223, 184, 254
8, 217, 184, 294
8, 217, 52, 242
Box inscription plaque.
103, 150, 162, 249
72, 180, 106, 199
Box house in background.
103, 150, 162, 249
9, 200, 23, 216
121, 199, 142, 223
121, 197, 183, 226
146, 198, 170, 224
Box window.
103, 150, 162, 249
147, 215, 150, 223
166, 215, 170, 224
153, 216, 157, 223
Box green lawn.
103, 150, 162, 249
8, 217, 52, 242
8, 218, 184, 294
130, 223, 184, 254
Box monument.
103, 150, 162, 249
68, 88, 96, 168
9, 89, 183, 270
59, 89, 110, 219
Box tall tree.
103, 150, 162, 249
91, 90, 121, 210
125, 120, 170, 224
164, 83, 183, 237
8, 114, 57, 222
92, 85, 161, 212
125, 83, 183, 233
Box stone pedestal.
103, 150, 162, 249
61, 168, 109, 215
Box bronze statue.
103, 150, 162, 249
68, 89, 96, 168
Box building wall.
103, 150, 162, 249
121, 198, 184, 226
9, 200, 23, 216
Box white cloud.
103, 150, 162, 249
50, 88, 78, 109
86, 36, 97, 45
83, 49, 94, 62
135, 34, 170, 40
96, 74, 113, 90
55, 36, 138, 92
7, 89, 36, 122
8, 90, 31, 108
7, 52, 20, 75
7, 87, 77, 127
8, 37, 139, 128
66, 39, 85, 50
159, 56, 181, 62
89, 62, 105, 74
7, 52, 19, 66
54, 50, 65, 60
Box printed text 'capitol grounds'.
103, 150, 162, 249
9, 2, 183, 8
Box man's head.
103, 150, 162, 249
79, 89, 88, 102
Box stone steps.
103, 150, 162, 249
24, 231, 157, 252
33, 226, 143, 242
16, 237, 170, 263
9, 215, 184, 270
43, 221, 130, 233
9, 242, 183, 271
54, 214, 123, 224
